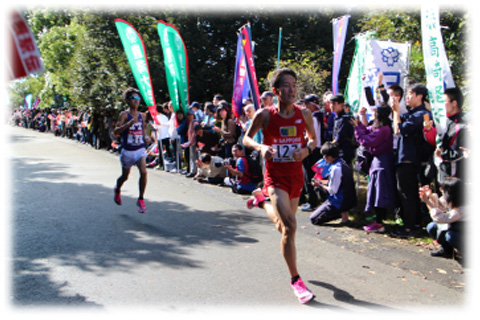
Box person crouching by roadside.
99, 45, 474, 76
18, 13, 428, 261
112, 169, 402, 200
420, 177, 466, 260
309, 142, 357, 225
194, 153, 227, 185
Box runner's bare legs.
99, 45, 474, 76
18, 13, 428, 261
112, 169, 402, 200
136, 157, 147, 200
263, 187, 299, 278
116, 167, 131, 193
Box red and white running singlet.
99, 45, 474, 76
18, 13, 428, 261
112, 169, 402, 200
263, 105, 306, 177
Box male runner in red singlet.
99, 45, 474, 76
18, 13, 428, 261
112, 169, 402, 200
113, 87, 148, 213
243, 68, 317, 303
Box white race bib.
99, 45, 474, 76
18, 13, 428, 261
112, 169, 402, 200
272, 143, 302, 162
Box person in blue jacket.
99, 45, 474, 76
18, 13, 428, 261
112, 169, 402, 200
309, 142, 357, 225
391, 83, 432, 238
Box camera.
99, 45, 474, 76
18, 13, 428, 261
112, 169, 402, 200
342, 114, 359, 122
223, 158, 236, 167
342, 114, 357, 120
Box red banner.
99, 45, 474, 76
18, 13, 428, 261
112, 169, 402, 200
8, 10, 44, 80
240, 25, 261, 111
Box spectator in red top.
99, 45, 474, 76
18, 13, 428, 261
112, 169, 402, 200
423, 87, 468, 181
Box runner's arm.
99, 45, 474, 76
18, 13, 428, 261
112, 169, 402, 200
292, 108, 316, 161
113, 112, 136, 137
243, 108, 276, 160
113, 112, 128, 137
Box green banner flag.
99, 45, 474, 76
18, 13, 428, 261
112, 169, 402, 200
157, 21, 190, 114
114, 19, 157, 121
345, 35, 366, 113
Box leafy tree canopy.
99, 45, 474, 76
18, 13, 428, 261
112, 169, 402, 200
8, 7, 467, 113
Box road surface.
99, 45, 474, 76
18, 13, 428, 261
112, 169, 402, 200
4, 126, 471, 318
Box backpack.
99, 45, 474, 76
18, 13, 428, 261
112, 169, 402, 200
241, 156, 263, 183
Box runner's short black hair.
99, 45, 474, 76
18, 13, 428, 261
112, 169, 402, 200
270, 68, 297, 90
122, 87, 141, 101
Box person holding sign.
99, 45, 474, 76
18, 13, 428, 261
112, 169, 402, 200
243, 68, 317, 304
113, 87, 149, 214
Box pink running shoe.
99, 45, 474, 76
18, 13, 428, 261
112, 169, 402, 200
291, 277, 315, 304
363, 222, 385, 233
114, 187, 122, 205
246, 191, 266, 209
137, 199, 147, 214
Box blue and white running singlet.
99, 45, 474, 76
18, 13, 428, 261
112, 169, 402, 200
121, 112, 145, 151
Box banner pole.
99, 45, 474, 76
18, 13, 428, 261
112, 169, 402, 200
277, 27, 282, 70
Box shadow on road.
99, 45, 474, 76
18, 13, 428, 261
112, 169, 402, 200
10, 157, 265, 307
307, 280, 396, 311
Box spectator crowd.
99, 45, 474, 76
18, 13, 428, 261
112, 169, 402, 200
9, 77, 469, 264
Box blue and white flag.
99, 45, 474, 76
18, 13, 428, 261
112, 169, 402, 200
332, 15, 350, 95
370, 39, 410, 113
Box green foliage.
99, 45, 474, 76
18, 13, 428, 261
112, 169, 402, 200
358, 8, 467, 88
8, 8, 467, 114
265, 50, 331, 97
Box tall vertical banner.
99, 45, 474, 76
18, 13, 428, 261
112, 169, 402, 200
8, 10, 44, 80
239, 24, 262, 111
421, 6, 455, 136
33, 96, 41, 109
345, 33, 370, 113
157, 21, 190, 115
232, 33, 250, 118
114, 19, 158, 122
24, 94, 32, 116
332, 15, 350, 95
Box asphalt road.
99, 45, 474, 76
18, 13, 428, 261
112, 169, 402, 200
4, 126, 471, 318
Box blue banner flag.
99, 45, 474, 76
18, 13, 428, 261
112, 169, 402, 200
332, 15, 350, 94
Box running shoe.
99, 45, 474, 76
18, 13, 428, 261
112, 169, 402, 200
246, 191, 266, 209
137, 199, 147, 214
114, 187, 122, 205
363, 222, 385, 233
291, 277, 315, 304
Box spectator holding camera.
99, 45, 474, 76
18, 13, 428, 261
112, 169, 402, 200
224, 144, 258, 194
352, 105, 396, 233
330, 94, 356, 167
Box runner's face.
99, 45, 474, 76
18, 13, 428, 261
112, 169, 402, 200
275, 75, 297, 105
128, 94, 141, 107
